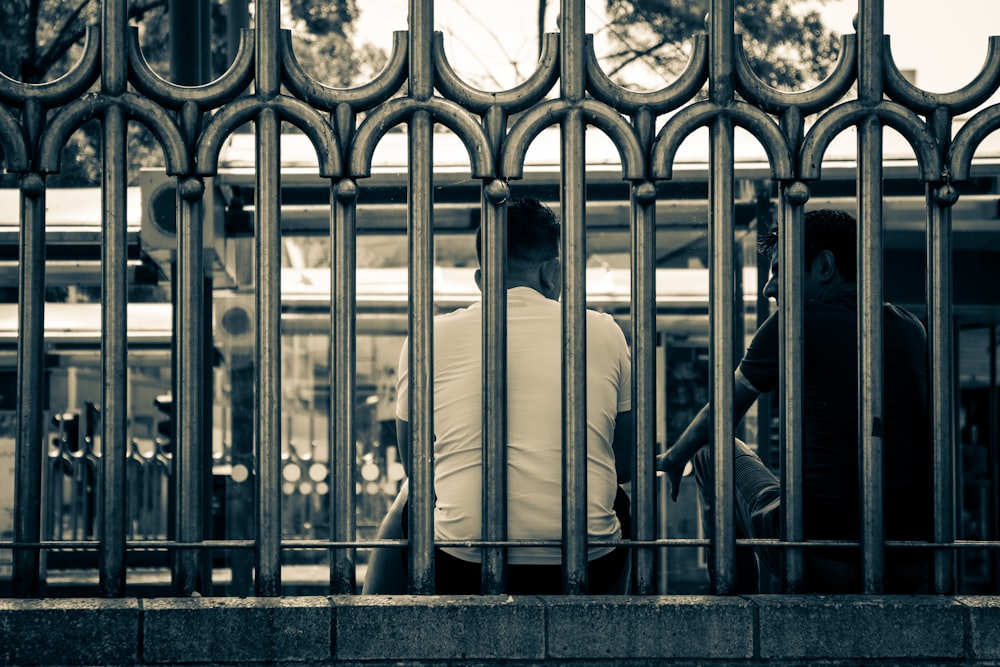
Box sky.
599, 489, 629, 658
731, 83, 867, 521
821, 0, 998, 94
353, 0, 1000, 102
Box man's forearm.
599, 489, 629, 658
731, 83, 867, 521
655, 402, 711, 501
661, 376, 759, 470
668, 403, 711, 465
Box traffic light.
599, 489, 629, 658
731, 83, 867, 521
137, 170, 239, 288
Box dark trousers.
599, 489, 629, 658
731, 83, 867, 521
691, 440, 929, 593
403, 486, 631, 594
691, 439, 781, 593
433, 542, 628, 594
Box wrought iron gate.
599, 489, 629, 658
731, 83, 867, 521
3, 0, 1000, 597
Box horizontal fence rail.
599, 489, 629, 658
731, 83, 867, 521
1, 0, 999, 598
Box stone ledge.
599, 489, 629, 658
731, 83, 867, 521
958, 595, 1000, 660
0, 598, 139, 665
334, 595, 546, 661
756, 595, 965, 660
543, 594, 754, 660
143, 596, 331, 664
0, 595, 998, 665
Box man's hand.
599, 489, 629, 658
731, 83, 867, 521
656, 447, 687, 503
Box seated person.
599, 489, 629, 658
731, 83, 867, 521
658, 209, 933, 593
364, 197, 633, 594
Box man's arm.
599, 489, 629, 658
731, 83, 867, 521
395, 418, 410, 478
655, 376, 760, 501
611, 410, 634, 484
361, 480, 409, 594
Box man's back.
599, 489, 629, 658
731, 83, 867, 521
395, 286, 631, 564
801, 293, 931, 541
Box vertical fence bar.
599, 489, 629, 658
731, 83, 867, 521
99, 105, 129, 597
168, 0, 211, 595
928, 110, 956, 592
631, 181, 657, 594
559, 0, 589, 596
405, 0, 436, 595
857, 0, 886, 594
98, 0, 129, 600
857, 116, 886, 594
255, 107, 282, 595
779, 185, 806, 592
481, 185, 508, 594
560, 107, 588, 594
175, 178, 205, 595
707, 0, 737, 595
330, 179, 358, 594
708, 113, 737, 595
406, 110, 435, 594
13, 174, 46, 597
929, 182, 957, 593
254, 0, 283, 597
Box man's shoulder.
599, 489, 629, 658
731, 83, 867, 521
883, 301, 928, 340
799, 299, 926, 344
435, 302, 481, 323
883, 301, 922, 323
584, 307, 618, 324
748, 309, 780, 342
584, 307, 625, 335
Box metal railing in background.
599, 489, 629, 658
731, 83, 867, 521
2, 0, 999, 597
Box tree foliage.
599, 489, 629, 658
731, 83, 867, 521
0, 0, 386, 186
601, 0, 840, 90
284, 0, 386, 87
0, 0, 170, 83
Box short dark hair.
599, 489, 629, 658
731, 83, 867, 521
476, 197, 560, 268
757, 208, 857, 282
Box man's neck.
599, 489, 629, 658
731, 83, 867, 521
811, 281, 856, 302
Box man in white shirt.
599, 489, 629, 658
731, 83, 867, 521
366, 197, 633, 594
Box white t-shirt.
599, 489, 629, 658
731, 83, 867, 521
396, 286, 632, 564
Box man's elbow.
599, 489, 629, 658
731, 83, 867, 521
616, 467, 632, 485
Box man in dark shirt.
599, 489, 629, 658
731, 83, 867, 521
657, 208, 933, 593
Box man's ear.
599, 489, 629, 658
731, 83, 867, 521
474, 268, 483, 292
540, 258, 561, 296
814, 249, 837, 281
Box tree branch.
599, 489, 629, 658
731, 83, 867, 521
36, 0, 95, 79
37, 0, 166, 80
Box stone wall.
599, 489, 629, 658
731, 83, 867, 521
1, 595, 999, 665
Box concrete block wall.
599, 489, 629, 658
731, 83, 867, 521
1, 595, 998, 665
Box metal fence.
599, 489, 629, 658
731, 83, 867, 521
3, 0, 1000, 597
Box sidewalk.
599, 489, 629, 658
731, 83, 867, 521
9, 563, 368, 596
